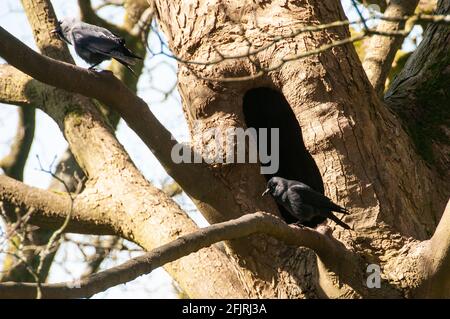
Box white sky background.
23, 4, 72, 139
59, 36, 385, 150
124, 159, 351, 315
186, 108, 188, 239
0, 0, 422, 298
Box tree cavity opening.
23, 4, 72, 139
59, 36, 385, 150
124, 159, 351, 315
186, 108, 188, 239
243, 87, 324, 224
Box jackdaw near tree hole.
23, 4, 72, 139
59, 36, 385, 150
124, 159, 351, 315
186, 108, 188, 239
51, 18, 142, 75
262, 177, 351, 230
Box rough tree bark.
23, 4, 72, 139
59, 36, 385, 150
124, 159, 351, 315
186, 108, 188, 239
153, 0, 449, 297
0, 0, 248, 298
385, 0, 450, 182
0, 0, 448, 298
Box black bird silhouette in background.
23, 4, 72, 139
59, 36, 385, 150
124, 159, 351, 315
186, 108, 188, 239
262, 177, 351, 230
51, 18, 142, 75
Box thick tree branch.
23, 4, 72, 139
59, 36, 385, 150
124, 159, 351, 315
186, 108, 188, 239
0, 64, 33, 107
414, 200, 450, 298
20, 0, 73, 62
362, 0, 420, 95
0, 212, 362, 299
0, 26, 236, 219
0, 175, 117, 235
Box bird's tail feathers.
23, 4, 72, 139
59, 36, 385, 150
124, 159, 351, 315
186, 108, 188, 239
123, 64, 138, 78
328, 213, 352, 230
112, 46, 142, 77
121, 45, 143, 60
112, 52, 138, 66
114, 57, 138, 77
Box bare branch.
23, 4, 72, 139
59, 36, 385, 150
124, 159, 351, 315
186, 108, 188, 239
415, 199, 450, 298
148, 12, 450, 82
0, 107, 35, 181
0, 175, 117, 235
0, 212, 361, 299
184, 34, 366, 82
0, 104, 37, 284
150, 18, 361, 66
93, 0, 125, 11
31, 158, 84, 298
78, 0, 125, 36
81, 236, 120, 277
105, 0, 150, 90
363, 0, 420, 96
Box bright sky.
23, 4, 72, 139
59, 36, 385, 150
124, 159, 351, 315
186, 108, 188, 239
0, 0, 422, 298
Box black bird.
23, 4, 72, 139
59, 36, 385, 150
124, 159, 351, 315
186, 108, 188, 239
262, 177, 351, 229
51, 18, 142, 75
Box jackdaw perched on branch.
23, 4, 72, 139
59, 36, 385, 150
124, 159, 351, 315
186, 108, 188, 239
262, 177, 351, 229
51, 18, 142, 75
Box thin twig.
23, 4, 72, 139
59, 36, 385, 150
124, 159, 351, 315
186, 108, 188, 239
34, 155, 82, 299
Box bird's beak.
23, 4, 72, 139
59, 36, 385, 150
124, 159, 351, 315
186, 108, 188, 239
262, 188, 270, 197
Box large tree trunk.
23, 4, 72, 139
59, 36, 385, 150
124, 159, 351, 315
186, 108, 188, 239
0, 0, 248, 298
153, 0, 449, 297
1, 0, 448, 299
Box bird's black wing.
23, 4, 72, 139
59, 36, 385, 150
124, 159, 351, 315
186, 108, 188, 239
288, 184, 349, 214
72, 26, 139, 66
72, 26, 121, 52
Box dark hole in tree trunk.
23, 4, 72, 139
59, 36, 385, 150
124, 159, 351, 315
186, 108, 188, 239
243, 87, 324, 225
